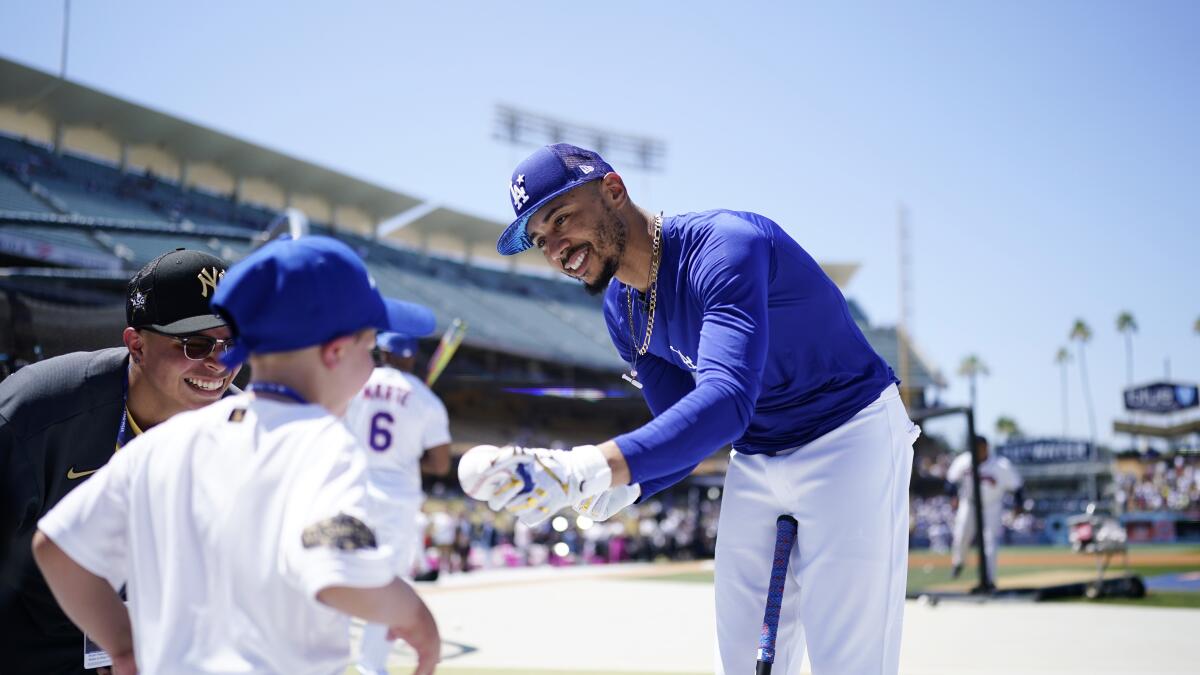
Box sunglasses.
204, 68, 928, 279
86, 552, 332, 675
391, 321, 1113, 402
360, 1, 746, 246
144, 329, 236, 361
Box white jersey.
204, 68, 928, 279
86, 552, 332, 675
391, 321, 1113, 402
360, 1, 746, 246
947, 452, 1023, 510
344, 367, 450, 497
38, 395, 393, 675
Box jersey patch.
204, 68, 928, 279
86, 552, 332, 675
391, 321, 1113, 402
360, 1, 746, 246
228, 408, 247, 423
301, 513, 378, 551
669, 345, 698, 371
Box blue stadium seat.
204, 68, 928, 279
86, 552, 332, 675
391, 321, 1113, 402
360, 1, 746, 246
0, 173, 53, 214
36, 177, 165, 222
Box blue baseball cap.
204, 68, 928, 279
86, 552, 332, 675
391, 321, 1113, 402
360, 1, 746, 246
377, 333, 418, 357
376, 300, 436, 357
212, 236, 429, 368
497, 143, 614, 256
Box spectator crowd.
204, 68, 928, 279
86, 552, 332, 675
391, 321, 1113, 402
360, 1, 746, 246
1115, 455, 1200, 513
411, 488, 721, 576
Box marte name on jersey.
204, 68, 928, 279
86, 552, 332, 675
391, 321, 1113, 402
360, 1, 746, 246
362, 383, 412, 405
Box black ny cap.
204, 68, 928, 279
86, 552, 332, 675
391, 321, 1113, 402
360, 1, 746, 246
126, 248, 229, 335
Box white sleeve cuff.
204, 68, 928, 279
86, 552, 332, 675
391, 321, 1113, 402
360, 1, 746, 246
36, 519, 120, 586
299, 546, 396, 601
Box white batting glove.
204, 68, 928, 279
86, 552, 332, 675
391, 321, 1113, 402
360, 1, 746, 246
458, 445, 612, 526
575, 484, 641, 521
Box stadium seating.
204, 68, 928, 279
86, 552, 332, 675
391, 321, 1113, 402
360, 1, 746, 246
0, 133, 941, 385
3, 151, 607, 310
34, 176, 165, 221
2, 224, 115, 257
0, 173, 54, 214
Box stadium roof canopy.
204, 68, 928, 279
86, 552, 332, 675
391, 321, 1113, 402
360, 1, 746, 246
0, 57, 420, 222
383, 204, 505, 246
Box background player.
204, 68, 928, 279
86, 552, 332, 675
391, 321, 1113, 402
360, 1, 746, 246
461, 143, 921, 674
0, 248, 239, 675
32, 236, 440, 675
345, 311, 452, 675
947, 434, 1024, 582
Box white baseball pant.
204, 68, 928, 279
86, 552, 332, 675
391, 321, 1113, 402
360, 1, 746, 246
951, 504, 1002, 581
714, 384, 918, 674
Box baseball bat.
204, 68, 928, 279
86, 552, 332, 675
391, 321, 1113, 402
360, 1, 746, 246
756, 514, 798, 675
252, 207, 310, 250
425, 318, 466, 387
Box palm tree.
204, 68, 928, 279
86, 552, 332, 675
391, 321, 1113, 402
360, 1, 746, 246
1070, 319, 1097, 442
995, 416, 1022, 441
1054, 347, 1071, 437
1116, 311, 1137, 385
957, 354, 989, 410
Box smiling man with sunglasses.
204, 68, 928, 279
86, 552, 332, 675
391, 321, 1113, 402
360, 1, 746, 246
0, 247, 239, 675
123, 248, 242, 425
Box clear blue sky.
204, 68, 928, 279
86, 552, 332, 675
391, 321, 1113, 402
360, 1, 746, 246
2, 0, 1197, 447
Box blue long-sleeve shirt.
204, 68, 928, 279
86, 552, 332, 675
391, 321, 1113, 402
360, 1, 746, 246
605, 210, 897, 498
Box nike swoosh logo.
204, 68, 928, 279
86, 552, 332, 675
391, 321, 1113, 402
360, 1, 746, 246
66, 467, 99, 480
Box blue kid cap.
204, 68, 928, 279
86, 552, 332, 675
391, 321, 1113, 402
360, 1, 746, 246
212, 236, 428, 368
376, 300, 436, 357
497, 143, 614, 256
377, 333, 418, 357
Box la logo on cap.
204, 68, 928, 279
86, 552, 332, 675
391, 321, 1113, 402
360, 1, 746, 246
510, 174, 529, 211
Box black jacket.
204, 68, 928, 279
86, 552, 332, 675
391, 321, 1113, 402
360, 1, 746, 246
0, 348, 138, 674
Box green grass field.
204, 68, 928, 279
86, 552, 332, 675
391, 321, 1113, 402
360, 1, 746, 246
638, 545, 1200, 608
1049, 591, 1200, 608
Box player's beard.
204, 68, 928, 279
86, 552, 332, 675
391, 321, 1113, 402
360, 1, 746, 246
582, 203, 627, 296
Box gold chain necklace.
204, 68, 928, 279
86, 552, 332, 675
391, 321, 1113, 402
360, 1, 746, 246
621, 212, 663, 389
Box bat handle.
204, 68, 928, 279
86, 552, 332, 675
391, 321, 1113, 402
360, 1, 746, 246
757, 515, 797, 673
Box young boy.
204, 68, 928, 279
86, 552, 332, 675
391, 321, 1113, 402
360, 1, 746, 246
32, 236, 440, 675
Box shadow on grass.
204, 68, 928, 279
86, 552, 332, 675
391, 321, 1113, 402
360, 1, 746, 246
1043, 591, 1200, 609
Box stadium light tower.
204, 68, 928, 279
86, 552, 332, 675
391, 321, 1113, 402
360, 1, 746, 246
493, 104, 666, 173
60, 0, 72, 79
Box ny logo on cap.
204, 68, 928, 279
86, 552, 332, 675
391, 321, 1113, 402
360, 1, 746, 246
197, 267, 225, 298
510, 174, 530, 211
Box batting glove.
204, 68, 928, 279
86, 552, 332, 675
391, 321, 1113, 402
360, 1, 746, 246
574, 484, 641, 521
460, 445, 612, 526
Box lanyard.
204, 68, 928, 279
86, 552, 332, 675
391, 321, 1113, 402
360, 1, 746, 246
246, 382, 309, 405
115, 366, 133, 450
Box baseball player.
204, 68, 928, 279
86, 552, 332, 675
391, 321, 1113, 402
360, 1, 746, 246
0, 248, 239, 675
32, 236, 440, 675
344, 316, 453, 675
461, 144, 921, 674
946, 435, 1023, 582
